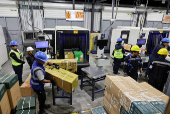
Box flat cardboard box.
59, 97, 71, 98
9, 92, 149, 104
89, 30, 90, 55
159, 95, 170, 104
20, 74, 34, 97
47, 59, 77, 72
15, 109, 36, 114
16, 97, 36, 111
45, 65, 78, 93
0, 74, 21, 109
120, 76, 136, 82
64, 51, 74, 59
0, 84, 11, 114
103, 96, 128, 114
139, 82, 153, 90
126, 81, 146, 92
103, 96, 117, 114
104, 88, 121, 114
139, 90, 162, 102
91, 106, 107, 114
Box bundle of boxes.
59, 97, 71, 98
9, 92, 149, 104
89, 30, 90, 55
0, 74, 36, 114
103, 76, 170, 114
64, 51, 84, 62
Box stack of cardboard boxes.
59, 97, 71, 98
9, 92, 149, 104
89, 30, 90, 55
0, 74, 37, 114
103, 76, 170, 114
47, 59, 77, 73
45, 64, 79, 93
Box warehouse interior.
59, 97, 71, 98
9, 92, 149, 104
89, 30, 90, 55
0, 0, 170, 114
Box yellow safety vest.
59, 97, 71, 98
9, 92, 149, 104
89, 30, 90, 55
114, 48, 123, 59
9, 49, 23, 66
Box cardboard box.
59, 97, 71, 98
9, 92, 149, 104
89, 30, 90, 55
0, 74, 21, 109
104, 76, 124, 88
103, 96, 128, 114
15, 109, 36, 114
150, 101, 167, 113
139, 82, 153, 90
45, 65, 78, 93
47, 59, 77, 72
73, 51, 84, 62
16, 97, 36, 111
20, 74, 34, 97
165, 100, 170, 114
0, 84, 11, 114
126, 81, 146, 92
91, 106, 107, 114
129, 101, 161, 114
64, 51, 74, 59
120, 76, 136, 82
159, 95, 170, 104
104, 88, 121, 114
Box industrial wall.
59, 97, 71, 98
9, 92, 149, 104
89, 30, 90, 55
0, 1, 170, 52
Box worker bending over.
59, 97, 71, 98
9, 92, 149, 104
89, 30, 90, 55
148, 48, 170, 91
113, 38, 125, 74
26, 46, 35, 69
146, 38, 169, 76
30, 51, 59, 114
9, 41, 25, 86
123, 45, 142, 81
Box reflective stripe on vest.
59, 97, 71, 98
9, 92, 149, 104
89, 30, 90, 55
31, 67, 44, 85
9, 49, 22, 66
114, 48, 123, 59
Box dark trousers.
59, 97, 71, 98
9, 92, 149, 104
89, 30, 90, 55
34, 89, 46, 113
12, 64, 23, 85
128, 73, 138, 81
148, 78, 165, 91
113, 58, 122, 74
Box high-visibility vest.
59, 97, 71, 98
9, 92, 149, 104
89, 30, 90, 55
114, 48, 123, 59
9, 49, 22, 66
30, 61, 45, 90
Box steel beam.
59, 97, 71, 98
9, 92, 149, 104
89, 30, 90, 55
73, 0, 75, 10
91, 0, 95, 33
112, 0, 114, 19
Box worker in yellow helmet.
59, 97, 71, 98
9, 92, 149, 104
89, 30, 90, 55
123, 45, 142, 81
148, 48, 170, 91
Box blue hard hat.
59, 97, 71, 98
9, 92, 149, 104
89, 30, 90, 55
10, 40, 19, 46
117, 38, 123, 42
35, 51, 48, 62
161, 38, 169, 43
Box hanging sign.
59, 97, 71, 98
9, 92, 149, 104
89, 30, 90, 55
66, 10, 84, 21
162, 14, 170, 23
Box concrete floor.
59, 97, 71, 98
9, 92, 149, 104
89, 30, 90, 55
0, 54, 148, 114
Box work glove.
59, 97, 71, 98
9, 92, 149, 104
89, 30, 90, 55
53, 63, 60, 69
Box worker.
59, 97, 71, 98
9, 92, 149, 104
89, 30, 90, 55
30, 51, 60, 114
26, 46, 35, 69
123, 45, 142, 81
148, 48, 170, 92
145, 38, 170, 76
113, 38, 125, 74
9, 41, 25, 86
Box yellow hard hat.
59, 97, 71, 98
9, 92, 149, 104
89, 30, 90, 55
157, 48, 170, 55
131, 45, 141, 52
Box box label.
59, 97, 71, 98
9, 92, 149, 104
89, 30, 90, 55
150, 101, 167, 113
129, 101, 160, 114
91, 106, 107, 114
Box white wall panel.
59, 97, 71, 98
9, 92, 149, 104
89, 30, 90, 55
147, 13, 164, 21
44, 9, 65, 18
0, 6, 18, 17
102, 12, 131, 20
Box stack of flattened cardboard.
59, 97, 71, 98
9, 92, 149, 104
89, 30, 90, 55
16, 97, 37, 114
47, 59, 77, 72
45, 65, 78, 93
104, 75, 169, 114
20, 73, 34, 97
0, 74, 21, 113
